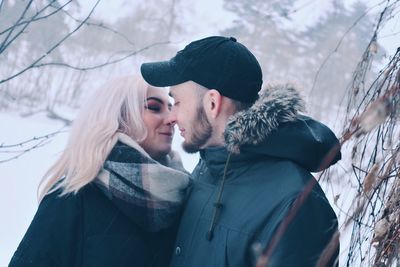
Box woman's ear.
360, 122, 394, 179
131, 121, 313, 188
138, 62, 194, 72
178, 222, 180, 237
205, 89, 222, 119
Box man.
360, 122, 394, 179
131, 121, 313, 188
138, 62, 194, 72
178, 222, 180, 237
141, 36, 341, 267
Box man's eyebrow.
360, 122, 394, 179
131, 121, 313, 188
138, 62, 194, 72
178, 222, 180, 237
168, 92, 174, 98
146, 97, 164, 104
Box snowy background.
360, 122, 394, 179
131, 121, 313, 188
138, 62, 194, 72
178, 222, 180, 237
1, 0, 399, 266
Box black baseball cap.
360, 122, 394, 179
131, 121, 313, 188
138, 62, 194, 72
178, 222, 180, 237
140, 36, 263, 103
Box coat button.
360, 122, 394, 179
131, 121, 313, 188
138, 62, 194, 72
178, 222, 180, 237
175, 246, 181, 255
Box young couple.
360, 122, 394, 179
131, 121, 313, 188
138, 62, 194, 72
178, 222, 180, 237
10, 36, 341, 267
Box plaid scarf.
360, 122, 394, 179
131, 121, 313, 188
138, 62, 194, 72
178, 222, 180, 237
95, 133, 190, 232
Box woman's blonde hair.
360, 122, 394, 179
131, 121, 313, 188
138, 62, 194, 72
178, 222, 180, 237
38, 75, 149, 202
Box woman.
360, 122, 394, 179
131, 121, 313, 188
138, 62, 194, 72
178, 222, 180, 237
9, 75, 190, 267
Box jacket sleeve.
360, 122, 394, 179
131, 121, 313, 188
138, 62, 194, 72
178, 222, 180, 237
9, 190, 82, 267
252, 191, 339, 267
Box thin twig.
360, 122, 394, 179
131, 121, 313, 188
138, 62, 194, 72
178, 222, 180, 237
32, 41, 170, 71
0, 0, 34, 53
0, 128, 67, 149
310, 0, 390, 94
0, 0, 101, 84
0, 0, 70, 36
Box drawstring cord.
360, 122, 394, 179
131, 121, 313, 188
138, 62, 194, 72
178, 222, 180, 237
206, 152, 232, 241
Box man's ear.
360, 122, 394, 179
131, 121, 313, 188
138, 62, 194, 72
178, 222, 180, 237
204, 89, 222, 119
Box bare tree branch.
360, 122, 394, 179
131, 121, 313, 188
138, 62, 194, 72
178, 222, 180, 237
0, 138, 52, 163
0, 127, 67, 164
32, 41, 170, 71
46, 108, 72, 126
0, 0, 34, 53
55, 6, 137, 48
309, 0, 391, 94
256, 1, 400, 265
0, 0, 101, 85
0, 0, 4, 13
0, 0, 72, 37
0, 128, 67, 149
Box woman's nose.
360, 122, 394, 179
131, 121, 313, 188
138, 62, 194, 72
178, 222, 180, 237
165, 110, 177, 126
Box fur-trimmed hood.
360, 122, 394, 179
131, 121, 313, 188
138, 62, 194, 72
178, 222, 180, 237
225, 83, 305, 153
222, 83, 341, 172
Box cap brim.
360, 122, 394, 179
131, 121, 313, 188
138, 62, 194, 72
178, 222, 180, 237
141, 60, 187, 87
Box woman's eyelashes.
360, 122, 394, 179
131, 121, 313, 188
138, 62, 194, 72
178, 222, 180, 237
145, 104, 161, 112
145, 99, 171, 112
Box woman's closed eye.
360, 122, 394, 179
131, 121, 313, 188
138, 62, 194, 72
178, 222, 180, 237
145, 105, 161, 112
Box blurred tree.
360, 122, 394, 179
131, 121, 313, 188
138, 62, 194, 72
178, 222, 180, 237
0, 0, 81, 109
304, 1, 381, 109
0, 0, 189, 113
113, 0, 187, 60
221, 0, 299, 82
221, 0, 383, 114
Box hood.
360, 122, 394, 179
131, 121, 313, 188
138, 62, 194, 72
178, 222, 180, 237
223, 83, 341, 172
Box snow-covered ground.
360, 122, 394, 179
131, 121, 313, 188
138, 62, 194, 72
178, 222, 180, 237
1, 112, 67, 266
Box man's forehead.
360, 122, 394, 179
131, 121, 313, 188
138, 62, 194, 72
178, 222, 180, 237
169, 81, 198, 98
168, 84, 184, 98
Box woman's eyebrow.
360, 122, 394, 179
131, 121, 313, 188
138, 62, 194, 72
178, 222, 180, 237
146, 97, 164, 104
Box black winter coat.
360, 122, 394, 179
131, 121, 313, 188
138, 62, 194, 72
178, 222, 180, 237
169, 85, 341, 267
9, 184, 177, 267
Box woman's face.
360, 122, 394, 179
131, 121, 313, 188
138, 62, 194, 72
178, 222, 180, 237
139, 86, 174, 161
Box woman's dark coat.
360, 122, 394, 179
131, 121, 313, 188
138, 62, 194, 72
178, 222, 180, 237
9, 144, 179, 267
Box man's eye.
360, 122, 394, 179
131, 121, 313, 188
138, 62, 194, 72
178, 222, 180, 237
174, 101, 180, 106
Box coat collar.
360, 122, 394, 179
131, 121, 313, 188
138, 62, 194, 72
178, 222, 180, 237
224, 83, 304, 154
201, 83, 341, 173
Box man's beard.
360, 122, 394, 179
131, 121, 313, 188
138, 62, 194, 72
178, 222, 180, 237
182, 104, 212, 153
